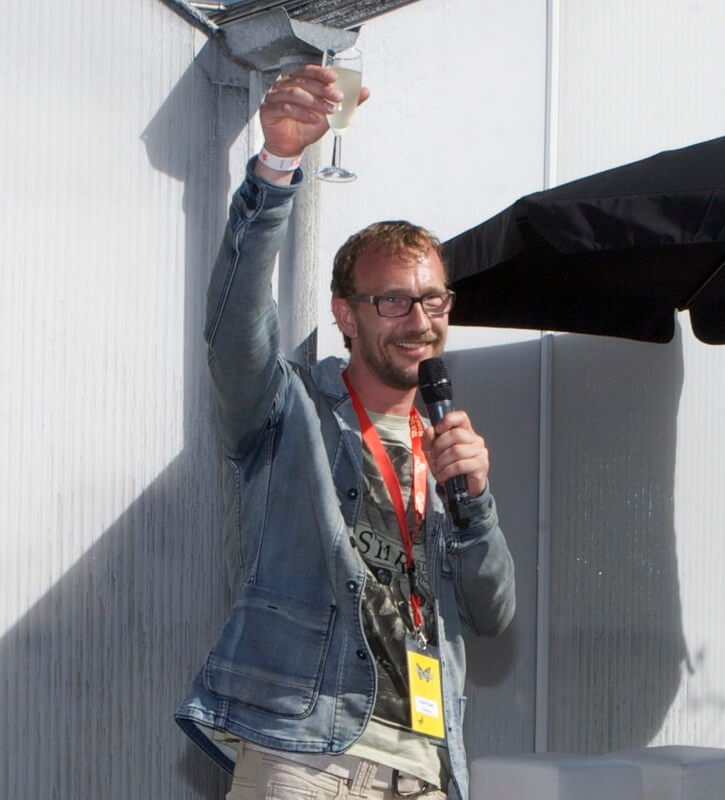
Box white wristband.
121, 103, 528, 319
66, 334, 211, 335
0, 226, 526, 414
258, 146, 302, 172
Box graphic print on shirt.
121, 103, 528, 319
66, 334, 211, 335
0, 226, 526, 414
354, 412, 437, 731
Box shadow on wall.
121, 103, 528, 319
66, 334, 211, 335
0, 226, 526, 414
447, 340, 543, 756
0, 61, 250, 799
547, 328, 687, 752
444, 330, 687, 757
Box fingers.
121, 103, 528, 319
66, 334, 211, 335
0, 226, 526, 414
265, 67, 343, 113
261, 98, 327, 128
424, 411, 489, 498
279, 64, 369, 100
281, 63, 340, 88
263, 66, 370, 119
262, 88, 337, 124
257, 63, 369, 168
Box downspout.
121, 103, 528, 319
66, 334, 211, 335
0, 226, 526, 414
535, 331, 553, 753
536, 0, 560, 755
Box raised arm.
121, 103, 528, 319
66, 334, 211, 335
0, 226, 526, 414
204, 166, 298, 457
204, 65, 368, 457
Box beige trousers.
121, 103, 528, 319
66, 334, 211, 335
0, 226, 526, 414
226, 744, 448, 800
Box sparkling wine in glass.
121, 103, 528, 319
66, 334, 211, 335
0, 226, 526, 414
316, 47, 363, 183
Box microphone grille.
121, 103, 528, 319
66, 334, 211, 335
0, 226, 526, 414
418, 357, 452, 403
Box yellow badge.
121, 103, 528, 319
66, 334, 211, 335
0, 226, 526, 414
406, 640, 446, 741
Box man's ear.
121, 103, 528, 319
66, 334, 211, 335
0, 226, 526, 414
332, 297, 358, 341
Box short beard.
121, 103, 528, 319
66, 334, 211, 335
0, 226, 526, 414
361, 338, 442, 391
373, 358, 420, 390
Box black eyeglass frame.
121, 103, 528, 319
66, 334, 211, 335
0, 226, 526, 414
346, 290, 456, 318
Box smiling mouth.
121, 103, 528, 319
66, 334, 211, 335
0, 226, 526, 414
393, 340, 436, 350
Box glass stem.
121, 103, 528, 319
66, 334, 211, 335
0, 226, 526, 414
331, 134, 343, 169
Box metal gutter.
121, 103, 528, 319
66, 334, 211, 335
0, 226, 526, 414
195, 6, 359, 86
175, 1, 425, 85
159, 0, 220, 36
222, 7, 358, 70
190, 0, 422, 28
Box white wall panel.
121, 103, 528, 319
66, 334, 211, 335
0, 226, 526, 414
668, 315, 725, 745
549, 0, 725, 752
548, 333, 687, 752
0, 1, 247, 796
448, 339, 543, 757
556, 0, 725, 182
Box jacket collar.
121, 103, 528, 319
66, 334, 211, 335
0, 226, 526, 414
311, 356, 350, 404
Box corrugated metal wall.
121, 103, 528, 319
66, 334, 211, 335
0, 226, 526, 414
2, 0, 724, 797
548, 0, 725, 752
0, 0, 246, 796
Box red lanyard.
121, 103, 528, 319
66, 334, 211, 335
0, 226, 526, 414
343, 371, 428, 631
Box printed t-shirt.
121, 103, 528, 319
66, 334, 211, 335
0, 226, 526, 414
346, 408, 449, 788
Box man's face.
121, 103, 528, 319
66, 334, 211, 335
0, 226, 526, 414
341, 246, 449, 390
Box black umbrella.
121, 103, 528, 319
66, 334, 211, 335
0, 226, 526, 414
443, 136, 725, 343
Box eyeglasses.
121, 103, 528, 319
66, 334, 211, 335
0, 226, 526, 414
346, 290, 455, 318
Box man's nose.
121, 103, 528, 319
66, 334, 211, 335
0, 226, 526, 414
406, 299, 432, 328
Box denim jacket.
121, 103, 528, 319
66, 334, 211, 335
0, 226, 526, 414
176, 160, 516, 800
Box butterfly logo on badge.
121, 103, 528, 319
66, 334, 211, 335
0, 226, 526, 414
415, 663, 433, 682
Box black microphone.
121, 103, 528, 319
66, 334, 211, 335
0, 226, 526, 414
418, 357, 470, 527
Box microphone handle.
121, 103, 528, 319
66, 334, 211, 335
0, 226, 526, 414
425, 398, 470, 505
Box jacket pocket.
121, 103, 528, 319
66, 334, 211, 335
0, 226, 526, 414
203, 584, 336, 718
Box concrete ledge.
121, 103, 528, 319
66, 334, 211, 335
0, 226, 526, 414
470, 754, 642, 800
606, 745, 725, 800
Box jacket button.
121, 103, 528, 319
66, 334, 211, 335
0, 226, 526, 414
346, 580, 358, 592
347, 488, 358, 499
356, 649, 367, 659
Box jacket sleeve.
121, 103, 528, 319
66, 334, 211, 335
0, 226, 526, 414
204, 158, 301, 458
444, 483, 516, 637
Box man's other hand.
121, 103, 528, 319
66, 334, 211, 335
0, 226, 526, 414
422, 410, 489, 499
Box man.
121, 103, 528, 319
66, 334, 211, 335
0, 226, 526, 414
176, 64, 515, 800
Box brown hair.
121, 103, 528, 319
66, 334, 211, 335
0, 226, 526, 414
331, 221, 447, 349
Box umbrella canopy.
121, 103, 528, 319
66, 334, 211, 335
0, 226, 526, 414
443, 136, 725, 343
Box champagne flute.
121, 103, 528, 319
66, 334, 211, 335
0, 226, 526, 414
316, 47, 363, 183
